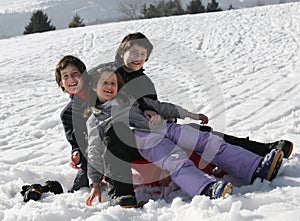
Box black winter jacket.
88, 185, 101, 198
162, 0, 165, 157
60, 95, 88, 164
117, 67, 158, 112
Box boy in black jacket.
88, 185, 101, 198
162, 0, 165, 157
55, 55, 90, 192
114, 32, 293, 159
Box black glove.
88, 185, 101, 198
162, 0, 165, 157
44, 180, 63, 194
20, 184, 44, 202
20, 180, 63, 202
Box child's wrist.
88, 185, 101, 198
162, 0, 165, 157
187, 112, 197, 119
91, 183, 100, 189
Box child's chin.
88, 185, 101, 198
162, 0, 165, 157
133, 66, 141, 71
69, 89, 76, 94
103, 95, 114, 101
129, 64, 141, 71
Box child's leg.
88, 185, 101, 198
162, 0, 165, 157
164, 123, 262, 184
187, 123, 270, 156
134, 130, 216, 197
104, 124, 138, 206
187, 123, 292, 158
69, 159, 89, 192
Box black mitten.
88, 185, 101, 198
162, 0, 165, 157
20, 184, 43, 202
44, 180, 63, 194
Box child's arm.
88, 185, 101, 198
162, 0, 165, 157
142, 97, 209, 124
86, 114, 105, 192
60, 102, 84, 169
186, 112, 209, 124
60, 101, 87, 162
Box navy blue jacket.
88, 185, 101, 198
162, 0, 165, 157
60, 95, 88, 164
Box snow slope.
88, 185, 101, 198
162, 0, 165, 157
0, 2, 300, 220
1, 0, 299, 39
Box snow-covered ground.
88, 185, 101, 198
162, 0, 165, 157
0, 1, 300, 220
1, 0, 299, 39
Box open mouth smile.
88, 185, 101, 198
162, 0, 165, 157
104, 90, 113, 95
69, 82, 78, 87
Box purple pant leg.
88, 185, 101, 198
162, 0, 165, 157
134, 130, 216, 197
165, 123, 262, 184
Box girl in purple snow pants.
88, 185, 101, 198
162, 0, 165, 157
134, 123, 262, 197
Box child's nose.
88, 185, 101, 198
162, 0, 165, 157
134, 53, 143, 60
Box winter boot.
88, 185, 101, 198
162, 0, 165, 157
267, 140, 293, 158
202, 180, 232, 199
253, 149, 283, 182
109, 195, 138, 208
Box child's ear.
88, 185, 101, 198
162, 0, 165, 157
92, 87, 97, 93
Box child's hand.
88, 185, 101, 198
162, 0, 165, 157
86, 183, 101, 206
149, 114, 162, 125
187, 112, 209, 124
198, 114, 209, 125
70, 151, 81, 170
144, 110, 157, 120
166, 118, 177, 123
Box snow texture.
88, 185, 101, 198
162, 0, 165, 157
0, 1, 300, 220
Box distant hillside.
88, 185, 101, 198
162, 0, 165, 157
0, 0, 299, 39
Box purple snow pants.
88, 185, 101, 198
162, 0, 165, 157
134, 123, 262, 197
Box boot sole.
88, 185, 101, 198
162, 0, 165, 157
120, 201, 147, 209
121, 204, 139, 209
221, 182, 232, 199
284, 142, 293, 158
266, 150, 283, 181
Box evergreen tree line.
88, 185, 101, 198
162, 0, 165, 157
142, 0, 223, 19
23, 0, 227, 35
23, 10, 85, 35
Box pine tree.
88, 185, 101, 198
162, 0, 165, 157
68, 14, 85, 28
142, 0, 184, 18
228, 4, 235, 10
165, 0, 184, 16
156, 1, 167, 17
206, 0, 222, 12
142, 3, 162, 18
23, 10, 56, 35
186, 0, 206, 14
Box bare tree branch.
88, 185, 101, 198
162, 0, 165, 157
119, 0, 142, 19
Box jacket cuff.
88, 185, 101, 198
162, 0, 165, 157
89, 175, 103, 185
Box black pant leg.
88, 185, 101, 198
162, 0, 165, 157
187, 123, 270, 157
104, 122, 143, 198
212, 131, 270, 157
70, 158, 89, 192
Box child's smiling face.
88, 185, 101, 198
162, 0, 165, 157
60, 64, 83, 94
122, 44, 148, 72
93, 72, 118, 103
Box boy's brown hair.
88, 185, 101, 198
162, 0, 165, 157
115, 32, 154, 67
55, 55, 87, 92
